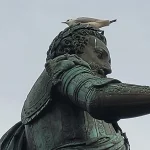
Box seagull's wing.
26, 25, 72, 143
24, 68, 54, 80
75, 17, 103, 23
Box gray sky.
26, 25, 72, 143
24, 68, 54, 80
0, 0, 150, 149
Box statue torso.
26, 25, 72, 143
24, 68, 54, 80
24, 70, 126, 150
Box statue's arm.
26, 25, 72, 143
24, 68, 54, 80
56, 65, 150, 122
46, 55, 150, 122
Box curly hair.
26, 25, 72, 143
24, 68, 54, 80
46, 24, 107, 61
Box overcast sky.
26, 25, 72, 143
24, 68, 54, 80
0, 0, 150, 149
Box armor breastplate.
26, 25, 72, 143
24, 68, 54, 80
25, 99, 123, 150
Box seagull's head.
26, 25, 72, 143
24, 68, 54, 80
61, 19, 74, 26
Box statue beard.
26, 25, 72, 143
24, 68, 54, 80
89, 62, 106, 78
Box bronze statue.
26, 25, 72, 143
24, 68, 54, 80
1, 24, 150, 150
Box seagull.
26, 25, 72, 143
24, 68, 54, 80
62, 17, 117, 29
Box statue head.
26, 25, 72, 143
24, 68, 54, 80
47, 24, 111, 76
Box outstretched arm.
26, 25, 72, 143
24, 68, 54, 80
46, 55, 150, 122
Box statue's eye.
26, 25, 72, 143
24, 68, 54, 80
97, 52, 103, 59
94, 49, 103, 59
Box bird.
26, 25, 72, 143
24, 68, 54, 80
62, 17, 117, 29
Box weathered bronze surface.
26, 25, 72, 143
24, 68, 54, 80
1, 24, 150, 150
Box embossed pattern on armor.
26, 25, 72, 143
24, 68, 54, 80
104, 83, 150, 95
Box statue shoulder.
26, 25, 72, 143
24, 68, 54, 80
21, 69, 53, 124
21, 54, 90, 125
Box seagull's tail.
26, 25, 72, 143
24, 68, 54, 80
110, 19, 117, 24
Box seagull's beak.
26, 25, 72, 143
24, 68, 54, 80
61, 21, 67, 24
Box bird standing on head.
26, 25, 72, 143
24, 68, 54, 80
62, 17, 117, 29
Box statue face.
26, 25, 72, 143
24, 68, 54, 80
78, 35, 111, 76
